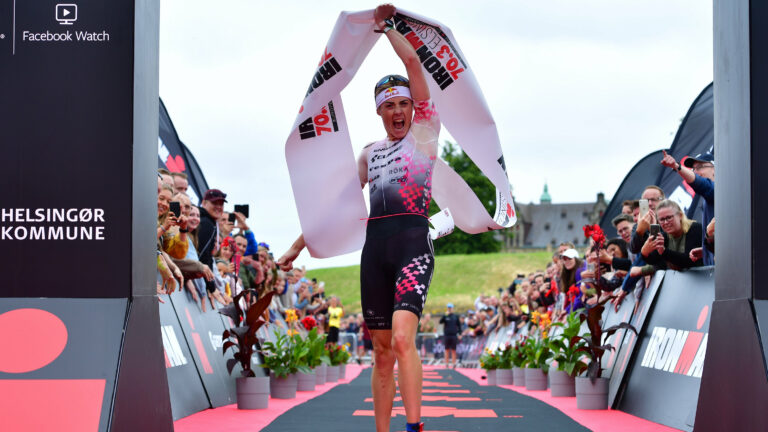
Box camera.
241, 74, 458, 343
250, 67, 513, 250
228, 213, 236, 223
234, 204, 249, 218
650, 224, 660, 237
639, 199, 650, 219
169, 201, 181, 217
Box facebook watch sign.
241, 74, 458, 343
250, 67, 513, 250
2, 1, 112, 53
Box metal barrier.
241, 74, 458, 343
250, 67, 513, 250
416, 332, 439, 359
338, 332, 360, 362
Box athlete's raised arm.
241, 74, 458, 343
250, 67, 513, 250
375, 4, 429, 102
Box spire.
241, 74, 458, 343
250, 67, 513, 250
540, 183, 552, 204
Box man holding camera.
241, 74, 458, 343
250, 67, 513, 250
660, 150, 715, 265
198, 189, 227, 295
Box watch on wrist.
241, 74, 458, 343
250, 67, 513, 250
374, 19, 395, 33
675, 163, 681, 172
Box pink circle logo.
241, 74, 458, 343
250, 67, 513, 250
0, 308, 68, 373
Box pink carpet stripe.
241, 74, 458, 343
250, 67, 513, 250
173, 364, 365, 432
456, 367, 682, 432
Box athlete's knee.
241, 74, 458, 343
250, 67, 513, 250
391, 330, 416, 358
372, 335, 395, 367
374, 347, 395, 369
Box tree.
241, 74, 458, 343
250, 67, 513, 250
428, 141, 503, 255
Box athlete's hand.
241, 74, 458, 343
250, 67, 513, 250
374, 4, 396, 24
277, 248, 300, 271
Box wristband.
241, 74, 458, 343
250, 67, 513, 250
675, 163, 681, 172
180, 228, 189, 233
374, 19, 394, 33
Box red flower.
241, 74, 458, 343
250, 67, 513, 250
301, 316, 317, 331
582, 224, 605, 248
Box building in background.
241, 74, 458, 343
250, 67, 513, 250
510, 184, 608, 249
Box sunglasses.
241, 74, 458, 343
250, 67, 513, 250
376, 75, 409, 88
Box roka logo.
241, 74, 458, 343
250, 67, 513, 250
639, 306, 709, 378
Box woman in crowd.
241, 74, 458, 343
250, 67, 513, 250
157, 183, 188, 259
279, 5, 436, 430
156, 183, 184, 295
559, 248, 587, 312
186, 205, 215, 311
640, 200, 703, 270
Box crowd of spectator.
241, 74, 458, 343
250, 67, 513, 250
154, 169, 354, 344
424, 150, 715, 364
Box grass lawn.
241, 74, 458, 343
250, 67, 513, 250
307, 251, 552, 315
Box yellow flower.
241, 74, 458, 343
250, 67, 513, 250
285, 309, 298, 323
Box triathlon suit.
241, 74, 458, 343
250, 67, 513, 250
360, 99, 439, 330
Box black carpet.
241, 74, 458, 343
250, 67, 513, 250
261, 368, 590, 432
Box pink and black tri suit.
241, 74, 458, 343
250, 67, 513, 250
360, 99, 439, 330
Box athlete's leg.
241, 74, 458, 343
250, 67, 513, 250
371, 329, 396, 432
392, 310, 422, 424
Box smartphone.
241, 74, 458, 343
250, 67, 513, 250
169, 201, 181, 217
228, 213, 236, 223
234, 204, 249, 219
650, 224, 661, 237
639, 199, 650, 219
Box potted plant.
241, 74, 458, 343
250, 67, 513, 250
260, 330, 310, 399
524, 311, 553, 391
548, 311, 589, 397
337, 344, 352, 379
479, 347, 501, 385
523, 336, 552, 390
220, 290, 275, 409
290, 333, 317, 391
510, 338, 527, 386
574, 298, 637, 409
305, 328, 330, 386
325, 343, 348, 383
295, 316, 318, 391
496, 344, 514, 385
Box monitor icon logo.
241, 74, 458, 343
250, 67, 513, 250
56, 4, 78, 25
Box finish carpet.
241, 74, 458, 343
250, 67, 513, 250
261, 366, 589, 432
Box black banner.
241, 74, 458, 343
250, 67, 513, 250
158, 99, 210, 204
617, 267, 714, 431
158, 297, 210, 420
606, 271, 666, 406
0, 299, 127, 431
165, 290, 238, 408
0, 0, 135, 298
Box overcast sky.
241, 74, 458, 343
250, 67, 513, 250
159, 0, 713, 269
